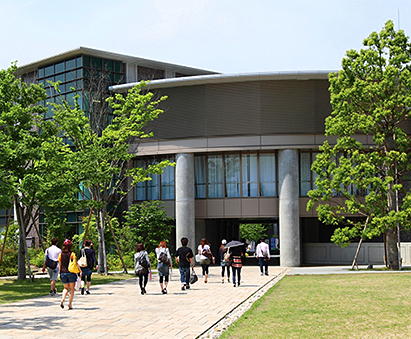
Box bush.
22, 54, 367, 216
0, 248, 18, 277
28, 247, 45, 267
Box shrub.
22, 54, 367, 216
0, 248, 18, 277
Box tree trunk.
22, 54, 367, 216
96, 209, 108, 275
386, 227, 399, 270
15, 199, 27, 280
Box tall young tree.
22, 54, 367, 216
52, 82, 172, 274
307, 21, 411, 270
0, 64, 79, 279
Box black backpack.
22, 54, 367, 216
139, 253, 150, 268
159, 251, 171, 265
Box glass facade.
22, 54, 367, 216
133, 157, 175, 201
299, 151, 319, 196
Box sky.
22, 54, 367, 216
1, 0, 411, 74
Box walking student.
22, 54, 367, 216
42, 237, 61, 296
175, 237, 194, 291
230, 245, 243, 287
80, 239, 98, 295
197, 238, 214, 283
58, 239, 82, 310
134, 243, 151, 295
219, 239, 230, 283
256, 238, 270, 276
155, 241, 172, 294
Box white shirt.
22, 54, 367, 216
45, 245, 62, 261
198, 244, 211, 260
256, 241, 270, 258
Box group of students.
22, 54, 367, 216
134, 236, 249, 294
43, 235, 271, 309
43, 238, 97, 310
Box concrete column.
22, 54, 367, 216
278, 149, 300, 267
175, 153, 196, 249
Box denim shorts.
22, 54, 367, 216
60, 272, 77, 284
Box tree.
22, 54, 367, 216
0, 64, 80, 279
52, 82, 173, 274
239, 223, 267, 243
307, 20, 411, 270
123, 201, 174, 253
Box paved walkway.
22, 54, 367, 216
0, 266, 288, 339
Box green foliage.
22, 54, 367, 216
0, 249, 18, 276
308, 21, 411, 257
123, 201, 174, 253
28, 247, 45, 267
239, 224, 267, 243
0, 222, 19, 250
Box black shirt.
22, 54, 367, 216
175, 246, 194, 267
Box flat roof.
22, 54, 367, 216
110, 70, 334, 92
15, 46, 218, 76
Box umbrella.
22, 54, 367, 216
225, 240, 244, 248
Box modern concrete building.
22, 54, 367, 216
9, 47, 409, 266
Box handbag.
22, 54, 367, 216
78, 249, 88, 268
74, 276, 81, 290
195, 254, 201, 262
68, 253, 80, 274
189, 268, 198, 285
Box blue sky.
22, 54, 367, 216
1, 0, 411, 73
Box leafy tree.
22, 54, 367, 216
239, 223, 267, 243
52, 82, 173, 274
123, 201, 174, 253
307, 21, 411, 270
0, 64, 80, 279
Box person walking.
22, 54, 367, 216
197, 238, 214, 283
58, 239, 82, 310
79, 239, 98, 295
256, 238, 270, 276
175, 237, 194, 291
155, 241, 172, 294
230, 245, 243, 287
42, 237, 61, 296
134, 243, 151, 295
219, 239, 230, 283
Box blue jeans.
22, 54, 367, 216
258, 257, 268, 274
179, 267, 190, 285
232, 267, 241, 285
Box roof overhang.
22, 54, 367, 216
110, 70, 334, 92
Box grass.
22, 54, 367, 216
0, 273, 135, 305
220, 273, 411, 339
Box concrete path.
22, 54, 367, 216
0, 266, 288, 339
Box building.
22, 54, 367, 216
10, 47, 410, 266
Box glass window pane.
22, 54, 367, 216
55, 73, 64, 83
104, 59, 114, 71
115, 61, 122, 73
91, 57, 102, 69
76, 69, 82, 79
66, 92, 76, 106
83, 55, 90, 68
38, 68, 44, 78
260, 153, 276, 196
300, 153, 311, 181
147, 174, 160, 200
76, 56, 82, 67
242, 154, 258, 197
208, 155, 223, 198
114, 73, 123, 83
66, 71, 74, 82
161, 165, 174, 200
55, 61, 64, 73
195, 156, 206, 198
66, 58, 75, 70
225, 154, 240, 197
45, 65, 54, 77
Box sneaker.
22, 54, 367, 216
181, 285, 186, 291
238, 282, 241, 287
162, 289, 167, 294
222, 279, 224, 284
86, 290, 90, 295
265, 272, 269, 276
227, 278, 230, 283
186, 284, 190, 290
233, 283, 236, 287
260, 272, 264, 276
50, 291, 55, 296
54, 289, 57, 294
164, 288, 167, 294
141, 290, 145, 295
81, 288, 84, 295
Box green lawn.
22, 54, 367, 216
221, 273, 411, 339
0, 273, 135, 304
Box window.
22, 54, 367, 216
208, 155, 224, 198
194, 156, 206, 198
260, 153, 276, 196
299, 151, 319, 196
225, 154, 240, 197
242, 154, 258, 197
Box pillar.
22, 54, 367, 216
175, 153, 195, 248
278, 149, 300, 267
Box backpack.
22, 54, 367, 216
139, 252, 150, 269
159, 250, 171, 265
45, 253, 57, 269
224, 251, 231, 262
